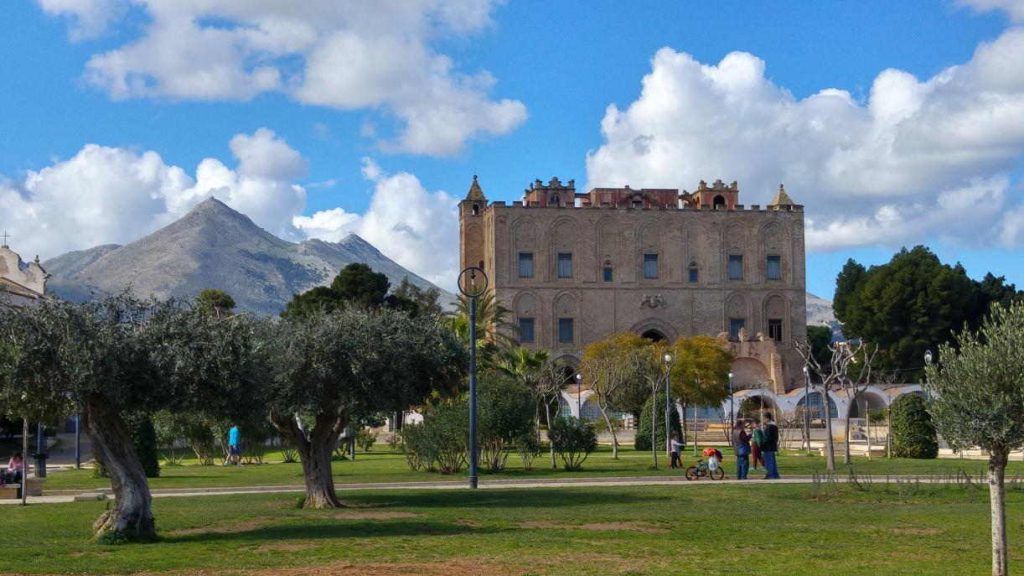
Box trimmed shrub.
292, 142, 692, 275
356, 428, 376, 452
635, 390, 682, 451
548, 417, 597, 470
890, 394, 938, 459
479, 373, 536, 472
401, 399, 468, 474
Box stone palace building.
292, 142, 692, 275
0, 239, 47, 308
459, 176, 807, 395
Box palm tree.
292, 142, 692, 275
449, 292, 515, 368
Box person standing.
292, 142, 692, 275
750, 419, 765, 471
227, 424, 241, 465
669, 435, 685, 469
761, 413, 780, 479
732, 421, 751, 480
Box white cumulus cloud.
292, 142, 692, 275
585, 27, 1024, 251
3, 131, 459, 289
39, 0, 526, 156
294, 159, 460, 288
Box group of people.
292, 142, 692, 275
731, 413, 780, 480
665, 412, 781, 480
1, 451, 24, 484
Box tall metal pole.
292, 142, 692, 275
468, 294, 478, 489
576, 374, 582, 417
21, 418, 28, 506
75, 414, 82, 469
728, 372, 735, 446
803, 366, 811, 452
459, 266, 487, 491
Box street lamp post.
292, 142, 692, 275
923, 349, 933, 401
728, 372, 735, 445
802, 365, 811, 452
458, 266, 488, 490
575, 373, 583, 418
663, 353, 673, 457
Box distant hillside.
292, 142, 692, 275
44, 198, 452, 314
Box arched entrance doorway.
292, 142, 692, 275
848, 391, 887, 419
713, 195, 726, 209
641, 329, 667, 342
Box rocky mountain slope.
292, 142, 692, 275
44, 198, 449, 315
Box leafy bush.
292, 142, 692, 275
479, 373, 536, 472
402, 399, 468, 474
635, 390, 681, 451
516, 433, 541, 471
356, 428, 376, 452
548, 417, 597, 470
890, 394, 938, 458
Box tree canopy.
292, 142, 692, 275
195, 289, 236, 317
282, 263, 425, 318
833, 246, 1021, 379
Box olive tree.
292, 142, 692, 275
582, 333, 651, 459
267, 308, 465, 508
927, 302, 1024, 576
0, 298, 268, 542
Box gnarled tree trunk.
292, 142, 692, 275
824, 388, 836, 473
989, 448, 1008, 576
85, 396, 155, 542
272, 411, 346, 508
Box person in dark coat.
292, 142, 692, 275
761, 412, 780, 479
732, 421, 751, 480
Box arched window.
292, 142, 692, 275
713, 195, 726, 210
550, 194, 560, 207
688, 261, 699, 283
472, 204, 480, 216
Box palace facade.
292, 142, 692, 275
459, 176, 807, 393
0, 242, 47, 308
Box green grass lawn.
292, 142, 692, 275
41, 446, 1021, 492
6, 482, 1024, 574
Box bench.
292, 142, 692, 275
0, 478, 44, 499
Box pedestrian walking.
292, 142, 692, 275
669, 435, 685, 469
750, 419, 765, 470
227, 424, 241, 465
732, 421, 750, 480
761, 412, 780, 479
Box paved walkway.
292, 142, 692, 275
1, 473, 978, 505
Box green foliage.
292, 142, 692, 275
927, 302, 1024, 457
356, 428, 376, 452
478, 371, 536, 472
195, 289, 236, 317
331, 263, 391, 309
401, 399, 468, 474
282, 286, 342, 318
635, 389, 682, 451
806, 325, 833, 371
833, 247, 1022, 379
669, 335, 733, 408
516, 432, 541, 471
890, 394, 938, 459
548, 417, 597, 470
449, 292, 515, 369
126, 414, 160, 478
391, 278, 444, 317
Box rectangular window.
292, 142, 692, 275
688, 266, 699, 283
558, 318, 574, 344
518, 252, 534, 279
643, 253, 659, 279
729, 318, 746, 340
766, 255, 782, 281
768, 318, 783, 342
518, 318, 535, 344
603, 266, 613, 282
728, 254, 744, 280
557, 252, 573, 279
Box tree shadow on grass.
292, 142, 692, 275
166, 519, 502, 545
342, 488, 667, 510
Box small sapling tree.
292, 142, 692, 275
927, 302, 1024, 576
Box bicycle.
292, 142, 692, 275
685, 457, 725, 481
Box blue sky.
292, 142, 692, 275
1, 1, 1022, 294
